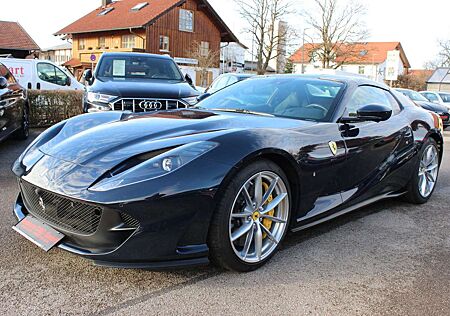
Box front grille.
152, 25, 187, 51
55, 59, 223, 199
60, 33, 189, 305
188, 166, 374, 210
120, 212, 140, 229
20, 181, 102, 235
111, 98, 188, 112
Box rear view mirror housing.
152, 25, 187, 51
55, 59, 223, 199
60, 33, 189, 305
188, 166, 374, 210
340, 104, 392, 123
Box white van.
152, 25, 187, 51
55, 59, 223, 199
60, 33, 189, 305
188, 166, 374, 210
0, 58, 84, 91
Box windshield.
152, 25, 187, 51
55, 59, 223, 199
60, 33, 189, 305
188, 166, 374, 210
96, 56, 184, 80
197, 77, 345, 122
397, 89, 428, 102
439, 93, 450, 103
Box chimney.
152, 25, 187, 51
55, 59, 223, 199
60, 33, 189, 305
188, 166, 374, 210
102, 0, 112, 8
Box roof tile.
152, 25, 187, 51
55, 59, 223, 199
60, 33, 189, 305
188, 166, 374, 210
0, 21, 40, 51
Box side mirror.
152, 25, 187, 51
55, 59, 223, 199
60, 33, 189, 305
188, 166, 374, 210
357, 104, 392, 122
0, 77, 7, 89
65, 76, 71, 86
83, 69, 93, 85
197, 93, 211, 102
340, 104, 392, 123
185, 73, 193, 85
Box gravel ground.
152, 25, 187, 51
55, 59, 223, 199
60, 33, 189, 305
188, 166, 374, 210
0, 129, 449, 315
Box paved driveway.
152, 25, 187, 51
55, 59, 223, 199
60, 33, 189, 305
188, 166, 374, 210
0, 129, 449, 315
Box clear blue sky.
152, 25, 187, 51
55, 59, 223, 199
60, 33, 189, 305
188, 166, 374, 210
1, 0, 449, 68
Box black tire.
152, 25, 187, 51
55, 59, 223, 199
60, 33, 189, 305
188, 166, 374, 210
208, 159, 291, 272
13, 104, 29, 140
404, 138, 439, 204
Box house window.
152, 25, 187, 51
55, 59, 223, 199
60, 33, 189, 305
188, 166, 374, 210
78, 38, 86, 50
98, 37, 106, 49
200, 41, 209, 56
179, 9, 194, 32
358, 66, 365, 75
159, 36, 170, 51
121, 35, 136, 48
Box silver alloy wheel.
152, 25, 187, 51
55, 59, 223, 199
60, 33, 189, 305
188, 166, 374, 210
229, 171, 289, 263
418, 144, 439, 198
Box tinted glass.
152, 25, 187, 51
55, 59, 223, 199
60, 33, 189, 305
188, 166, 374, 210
54, 67, 68, 86
97, 56, 183, 80
37, 63, 57, 84
198, 77, 345, 122
438, 93, 450, 103
423, 92, 439, 101
397, 89, 428, 102
347, 86, 399, 116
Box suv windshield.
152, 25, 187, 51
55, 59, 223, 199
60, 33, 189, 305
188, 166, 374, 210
197, 77, 345, 122
397, 89, 428, 102
97, 56, 183, 81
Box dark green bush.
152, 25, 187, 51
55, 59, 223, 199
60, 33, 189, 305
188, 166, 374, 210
28, 90, 84, 127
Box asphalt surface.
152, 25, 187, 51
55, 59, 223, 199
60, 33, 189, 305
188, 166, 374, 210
0, 129, 449, 315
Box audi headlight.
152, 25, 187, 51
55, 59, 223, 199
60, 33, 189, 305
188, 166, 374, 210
89, 141, 218, 192
182, 96, 199, 106
86, 92, 118, 104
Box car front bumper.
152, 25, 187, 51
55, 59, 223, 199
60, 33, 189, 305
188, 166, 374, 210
13, 183, 214, 269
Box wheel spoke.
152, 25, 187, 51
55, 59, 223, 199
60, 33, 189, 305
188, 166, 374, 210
231, 212, 252, 219
254, 173, 263, 208
231, 221, 253, 242
426, 163, 438, 172
260, 214, 286, 223
420, 174, 427, 195
261, 193, 287, 215
259, 223, 278, 245
262, 177, 279, 206
425, 172, 435, 183
254, 222, 263, 260
242, 186, 254, 209
241, 223, 255, 259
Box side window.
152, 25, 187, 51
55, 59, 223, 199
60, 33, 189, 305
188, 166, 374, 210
0, 65, 15, 84
54, 67, 69, 86
210, 76, 229, 91
384, 91, 402, 115
37, 63, 57, 84
346, 86, 395, 117
227, 76, 238, 86
424, 93, 438, 102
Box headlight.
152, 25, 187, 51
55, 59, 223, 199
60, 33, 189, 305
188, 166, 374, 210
89, 141, 218, 192
182, 96, 199, 106
86, 92, 118, 104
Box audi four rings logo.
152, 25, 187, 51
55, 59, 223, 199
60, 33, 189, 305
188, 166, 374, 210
139, 100, 163, 110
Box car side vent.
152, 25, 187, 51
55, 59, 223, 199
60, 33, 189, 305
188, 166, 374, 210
120, 212, 140, 228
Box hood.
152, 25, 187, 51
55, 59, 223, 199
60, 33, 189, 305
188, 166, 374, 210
415, 101, 449, 113
38, 109, 310, 169
90, 77, 200, 99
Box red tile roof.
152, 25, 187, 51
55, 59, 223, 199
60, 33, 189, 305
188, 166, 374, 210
0, 21, 40, 51
290, 42, 411, 68
56, 0, 182, 35
55, 0, 239, 43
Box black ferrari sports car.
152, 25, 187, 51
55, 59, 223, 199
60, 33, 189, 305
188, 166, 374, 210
12, 75, 443, 272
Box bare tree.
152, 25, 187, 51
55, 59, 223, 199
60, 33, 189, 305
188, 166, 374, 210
425, 39, 450, 69
187, 41, 220, 87
235, 0, 293, 75
304, 0, 368, 69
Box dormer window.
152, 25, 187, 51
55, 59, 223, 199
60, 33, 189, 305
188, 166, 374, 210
131, 2, 148, 11
98, 7, 114, 16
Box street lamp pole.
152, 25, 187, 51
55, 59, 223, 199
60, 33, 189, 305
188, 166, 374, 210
302, 28, 310, 74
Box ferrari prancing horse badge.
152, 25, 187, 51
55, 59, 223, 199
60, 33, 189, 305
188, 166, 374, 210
328, 141, 338, 156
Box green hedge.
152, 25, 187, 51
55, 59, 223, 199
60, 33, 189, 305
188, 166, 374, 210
28, 90, 84, 127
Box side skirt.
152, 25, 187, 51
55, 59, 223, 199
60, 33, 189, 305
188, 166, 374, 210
291, 191, 406, 232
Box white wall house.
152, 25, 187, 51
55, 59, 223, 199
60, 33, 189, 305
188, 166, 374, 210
39, 43, 72, 66
290, 42, 410, 82
220, 42, 247, 73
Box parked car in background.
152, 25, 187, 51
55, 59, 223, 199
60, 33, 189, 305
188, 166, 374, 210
205, 73, 254, 95
395, 88, 450, 127
0, 62, 29, 142
83, 52, 199, 113
0, 58, 83, 91
420, 91, 450, 108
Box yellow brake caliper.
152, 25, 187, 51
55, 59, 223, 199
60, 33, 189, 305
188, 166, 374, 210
262, 182, 275, 238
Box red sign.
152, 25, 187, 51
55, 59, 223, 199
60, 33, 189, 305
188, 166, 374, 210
13, 216, 64, 252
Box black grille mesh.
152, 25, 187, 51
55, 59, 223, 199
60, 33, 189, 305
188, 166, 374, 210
20, 181, 102, 235
120, 212, 140, 228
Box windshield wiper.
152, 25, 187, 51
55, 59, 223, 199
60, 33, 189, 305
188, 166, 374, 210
208, 108, 274, 117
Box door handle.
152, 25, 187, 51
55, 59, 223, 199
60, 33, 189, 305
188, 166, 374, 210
36, 82, 40, 90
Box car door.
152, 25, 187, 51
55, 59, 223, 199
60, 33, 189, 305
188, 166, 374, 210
338, 85, 414, 204
0, 64, 24, 137
36, 62, 70, 90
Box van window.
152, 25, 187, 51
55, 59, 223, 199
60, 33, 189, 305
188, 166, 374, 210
37, 63, 68, 86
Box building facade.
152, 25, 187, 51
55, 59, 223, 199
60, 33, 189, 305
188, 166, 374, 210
55, 0, 240, 85
38, 43, 72, 66
290, 42, 411, 82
